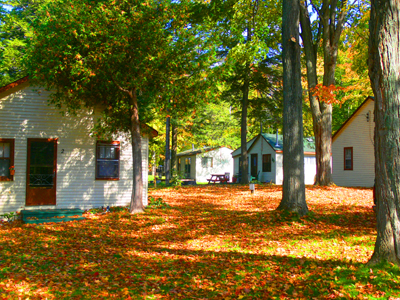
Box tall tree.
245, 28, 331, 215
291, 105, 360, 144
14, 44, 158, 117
277, 0, 308, 215
300, 0, 360, 185
195, 0, 281, 183
368, 0, 400, 265
27, 0, 207, 213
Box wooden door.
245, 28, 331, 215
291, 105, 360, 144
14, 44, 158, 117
251, 154, 258, 179
26, 138, 57, 206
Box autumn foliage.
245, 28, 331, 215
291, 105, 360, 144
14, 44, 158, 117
0, 185, 399, 299
309, 84, 348, 105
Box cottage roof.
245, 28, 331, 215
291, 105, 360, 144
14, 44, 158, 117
177, 146, 220, 157
232, 133, 315, 157
0, 77, 158, 138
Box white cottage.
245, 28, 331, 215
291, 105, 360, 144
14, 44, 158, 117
332, 96, 374, 187
0, 77, 157, 214
231, 133, 317, 184
176, 146, 234, 183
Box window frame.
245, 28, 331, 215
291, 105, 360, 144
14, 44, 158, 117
344, 147, 353, 170
201, 157, 213, 168
0, 139, 15, 182
262, 154, 272, 172
95, 141, 120, 180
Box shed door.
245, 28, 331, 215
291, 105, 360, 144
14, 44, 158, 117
26, 139, 57, 206
251, 154, 258, 178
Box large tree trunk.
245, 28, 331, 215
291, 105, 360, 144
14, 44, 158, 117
299, 0, 346, 186
368, 0, 400, 265
128, 90, 144, 214
171, 121, 177, 174
277, 0, 308, 216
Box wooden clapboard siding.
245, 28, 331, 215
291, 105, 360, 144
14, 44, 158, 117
194, 147, 233, 182
232, 134, 316, 184
332, 98, 375, 187
0, 83, 149, 214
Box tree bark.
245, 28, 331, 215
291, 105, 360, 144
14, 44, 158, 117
165, 114, 171, 186
152, 151, 156, 177
128, 90, 144, 214
240, 69, 250, 184
368, 0, 400, 265
171, 121, 177, 174
278, 0, 308, 216
299, 0, 347, 186
240, 26, 252, 185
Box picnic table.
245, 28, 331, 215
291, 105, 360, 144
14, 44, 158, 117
207, 174, 229, 184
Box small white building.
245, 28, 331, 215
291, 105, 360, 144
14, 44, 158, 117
231, 133, 316, 185
176, 147, 233, 183
332, 96, 374, 187
0, 77, 157, 214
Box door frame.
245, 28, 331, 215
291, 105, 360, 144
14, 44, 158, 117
251, 153, 258, 178
26, 138, 58, 206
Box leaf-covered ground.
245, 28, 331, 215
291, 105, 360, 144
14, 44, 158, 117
1, 185, 399, 299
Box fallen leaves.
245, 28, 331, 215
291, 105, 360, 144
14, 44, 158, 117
0, 185, 399, 299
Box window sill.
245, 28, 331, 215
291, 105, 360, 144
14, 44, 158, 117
0, 177, 13, 182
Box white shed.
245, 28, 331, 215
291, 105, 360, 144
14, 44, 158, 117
231, 133, 316, 185
0, 77, 157, 214
176, 147, 234, 183
332, 96, 375, 187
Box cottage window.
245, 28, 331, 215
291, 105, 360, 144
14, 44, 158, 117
201, 157, 213, 168
0, 139, 14, 181
96, 141, 120, 180
344, 147, 353, 170
262, 154, 271, 172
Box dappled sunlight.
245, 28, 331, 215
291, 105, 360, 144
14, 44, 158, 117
0, 185, 397, 299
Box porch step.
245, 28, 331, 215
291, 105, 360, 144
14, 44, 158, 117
21, 209, 85, 224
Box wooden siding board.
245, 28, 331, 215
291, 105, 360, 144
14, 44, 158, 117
194, 147, 234, 182
0, 85, 149, 214
332, 99, 374, 187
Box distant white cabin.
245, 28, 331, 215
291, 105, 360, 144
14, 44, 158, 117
231, 133, 316, 185
332, 96, 374, 187
176, 147, 234, 183
0, 77, 157, 214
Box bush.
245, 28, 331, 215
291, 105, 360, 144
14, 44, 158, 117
147, 196, 171, 209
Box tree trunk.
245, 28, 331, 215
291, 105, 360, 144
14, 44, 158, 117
165, 115, 171, 186
299, 0, 346, 186
152, 151, 156, 177
240, 26, 252, 185
240, 69, 250, 184
368, 0, 400, 265
277, 0, 308, 216
128, 90, 144, 214
171, 121, 177, 174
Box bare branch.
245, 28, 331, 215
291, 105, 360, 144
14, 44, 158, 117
110, 74, 131, 95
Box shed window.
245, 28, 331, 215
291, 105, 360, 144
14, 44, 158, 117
0, 139, 14, 181
201, 157, 213, 168
96, 141, 120, 180
262, 154, 271, 172
344, 147, 353, 170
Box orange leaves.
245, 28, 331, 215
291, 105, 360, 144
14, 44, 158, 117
310, 84, 348, 105
0, 185, 395, 299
